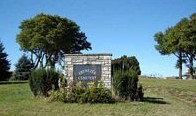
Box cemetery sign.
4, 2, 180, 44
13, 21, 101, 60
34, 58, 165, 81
73, 65, 101, 82
65, 54, 112, 88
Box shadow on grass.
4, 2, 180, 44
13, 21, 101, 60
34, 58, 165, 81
0, 81, 28, 85
142, 97, 169, 104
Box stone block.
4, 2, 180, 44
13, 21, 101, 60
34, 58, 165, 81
103, 67, 109, 71
65, 58, 72, 62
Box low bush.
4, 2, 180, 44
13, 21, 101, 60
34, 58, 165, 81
48, 82, 115, 104
80, 87, 115, 103
48, 89, 66, 102
29, 68, 60, 97
68, 82, 86, 103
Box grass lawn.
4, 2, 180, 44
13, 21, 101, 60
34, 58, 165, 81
0, 79, 196, 116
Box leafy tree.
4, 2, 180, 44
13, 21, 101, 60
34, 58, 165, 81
112, 55, 141, 75
16, 13, 91, 69
154, 13, 196, 79
14, 54, 34, 80
182, 13, 196, 79
154, 25, 185, 79
186, 67, 196, 79
0, 40, 11, 81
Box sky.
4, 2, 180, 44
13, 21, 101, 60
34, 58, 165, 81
0, 0, 196, 77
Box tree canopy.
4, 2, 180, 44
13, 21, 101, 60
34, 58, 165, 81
16, 13, 91, 68
112, 55, 141, 75
0, 40, 11, 81
154, 13, 196, 79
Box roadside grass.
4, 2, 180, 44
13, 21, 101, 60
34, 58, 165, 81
140, 78, 196, 105
0, 79, 195, 116
140, 78, 196, 92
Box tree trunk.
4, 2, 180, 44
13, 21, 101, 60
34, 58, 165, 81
189, 56, 194, 79
179, 52, 182, 79
179, 63, 182, 79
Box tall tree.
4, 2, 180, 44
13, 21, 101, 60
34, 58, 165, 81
16, 13, 91, 69
182, 13, 196, 79
154, 22, 187, 79
14, 54, 34, 80
154, 13, 196, 79
0, 40, 11, 81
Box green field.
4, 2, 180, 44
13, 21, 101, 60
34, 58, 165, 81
0, 78, 196, 116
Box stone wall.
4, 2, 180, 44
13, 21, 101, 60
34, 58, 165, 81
65, 54, 112, 88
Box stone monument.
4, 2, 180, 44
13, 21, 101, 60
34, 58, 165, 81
65, 54, 112, 88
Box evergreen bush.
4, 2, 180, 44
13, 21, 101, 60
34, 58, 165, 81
29, 68, 59, 96
113, 69, 142, 101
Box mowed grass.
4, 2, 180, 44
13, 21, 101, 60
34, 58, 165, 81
0, 79, 196, 116
140, 78, 196, 105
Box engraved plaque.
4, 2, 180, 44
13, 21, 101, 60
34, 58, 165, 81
73, 65, 101, 83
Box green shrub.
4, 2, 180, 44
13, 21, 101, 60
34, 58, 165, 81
48, 82, 85, 103
48, 89, 66, 102
58, 74, 67, 88
79, 82, 114, 103
113, 69, 140, 101
48, 81, 115, 104
80, 87, 115, 103
29, 68, 59, 97
68, 82, 85, 103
